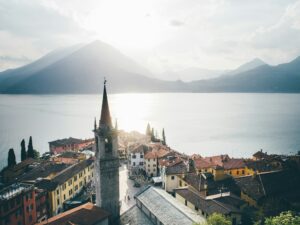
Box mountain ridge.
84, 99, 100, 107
0, 41, 299, 93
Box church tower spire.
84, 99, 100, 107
94, 80, 120, 224
99, 80, 112, 128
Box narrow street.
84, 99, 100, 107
119, 164, 143, 214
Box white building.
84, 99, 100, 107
128, 144, 148, 175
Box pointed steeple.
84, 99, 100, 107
100, 79, 112, 128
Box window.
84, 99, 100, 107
185, 200, 187, 206
75, 185, 78, 191
153, 168, 156, 172
148, 164, 150, 167
229, 171, 232, 175
63, 183, 66, 190
139, 162, 143, 166
74, 175, 77, 181
80, 181, 83, 187
237, 170, 239, 175
57, 199, 60, 205
242, 170, 245, 175
171, 176, 175, 180
153, 164, 156, 167
133, 162, 136, 166
148, 159, 150, 162
132, 154, 136, 159
92, 172, 94, 177
140, 155, 143, 158
64, 194, 66, 200
56, 190, 59, 195
68, 180, 72, 186
195, 206, 199, 211
69, 190, 73, 195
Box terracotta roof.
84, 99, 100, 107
194, 158, 213, 169
144, 151, 157, 159
159, 157, 182, 167
36, 202, 110, 225
203, 155, 229, 166
223, 159, 246, 170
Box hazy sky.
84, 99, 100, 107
1, 0, 300, 73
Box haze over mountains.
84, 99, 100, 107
0, 40, 299, 94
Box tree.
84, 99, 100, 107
21, 139, 27, 161
265, 211, 300, 225
151, 128, 155, 142
162, 128, 166, 145
7, 148, 16, 167
27, 136, 34, 158
206, 213, 231, 225
193, 213, 231, 225
33, 149, 40, 159
146, 123, 151, 136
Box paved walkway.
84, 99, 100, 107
119, 164, 143, 214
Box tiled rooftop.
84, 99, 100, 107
136, 186, 206, 225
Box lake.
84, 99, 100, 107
0, 93, 300, 169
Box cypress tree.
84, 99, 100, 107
162, 128, 166, 145
8, 148, 16, 167
21, 139, 27, 161
146, 123, 151, 136
151, 128, 155, 142
27, 136, 34, 158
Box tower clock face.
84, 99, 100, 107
105, 136, 113, 152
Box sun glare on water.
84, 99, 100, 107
110, 93, 155, 133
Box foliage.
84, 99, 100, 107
21, 139, 27, 161
7, 148, 16, 167
33, 149, 40, 159
261, 197, 291, 217
193, 213, 231, 225
27, 136, 34, 158
146, 123, 151, 136
265, 211, 300, 225
162, 128, 166, 145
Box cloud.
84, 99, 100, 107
170, 20, 185, 27
0, 0, 83, 38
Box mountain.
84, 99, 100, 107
230, 58, 266, 75
188, 57, 300, 92
0, 41, 186, 94
0, 41, 299, 93
160, 68, 226, 81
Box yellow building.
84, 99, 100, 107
38, 159, 94, 216
144, 151, 158, 177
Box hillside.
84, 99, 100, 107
0, 41, 186, 94
0, 41, 300, 93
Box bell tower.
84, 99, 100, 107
94, 80, 120, 223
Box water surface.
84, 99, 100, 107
0, 93, 299, 168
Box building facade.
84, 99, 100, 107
0, 183, 37, 225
